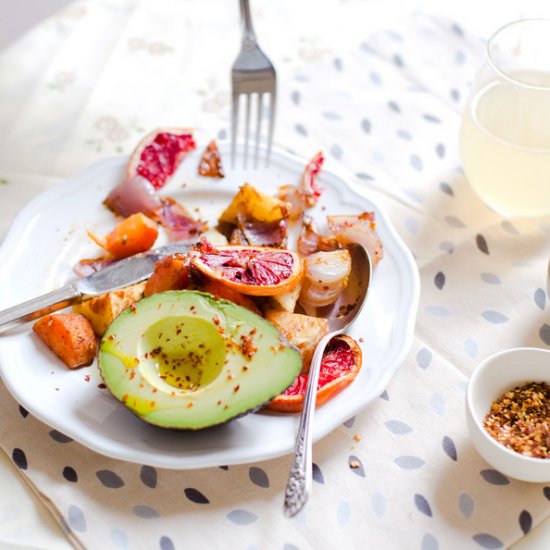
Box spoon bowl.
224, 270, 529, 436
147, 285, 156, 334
283, 243, 372, 517
309, 243, 372, 333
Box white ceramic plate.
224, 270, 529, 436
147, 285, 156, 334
0, 144, 419, 469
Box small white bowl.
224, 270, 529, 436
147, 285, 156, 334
466, 347, 550, 482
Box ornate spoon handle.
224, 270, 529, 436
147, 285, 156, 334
283, 331, 335, 517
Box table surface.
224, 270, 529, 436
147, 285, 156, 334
0, 0, 549, 548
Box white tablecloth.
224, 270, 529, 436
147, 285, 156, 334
1, 1, 549, 548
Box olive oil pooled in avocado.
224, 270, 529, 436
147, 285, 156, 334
98, 290, 302, 429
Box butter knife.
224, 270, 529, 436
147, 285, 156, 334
0, 241, 191, 335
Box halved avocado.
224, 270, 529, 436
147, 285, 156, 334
98, 290, 302, 429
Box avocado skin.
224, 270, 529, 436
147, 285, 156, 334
98, 290, 302, 430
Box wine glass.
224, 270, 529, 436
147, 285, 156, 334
459, 19, 550, 218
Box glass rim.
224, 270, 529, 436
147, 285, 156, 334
486, 18, 550, 91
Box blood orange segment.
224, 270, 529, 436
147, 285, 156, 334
191, 240, 303, 296
128, 128, 196, 189
266, 335, 362, 412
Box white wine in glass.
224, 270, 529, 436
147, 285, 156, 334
459, 19, 550, 218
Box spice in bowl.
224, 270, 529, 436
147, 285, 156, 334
483, 382, 550, 458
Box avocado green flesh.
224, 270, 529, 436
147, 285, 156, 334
99, 290, 302, 430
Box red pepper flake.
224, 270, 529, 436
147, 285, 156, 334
217, 400, 222, 405
122, 393, 129, 402
186, 402, 193, 408
150, 401, 156, 408
84, 375, 91, 382
484, 381, 550, 458
234, 384, 240, 393
240, 334, 258, 360
98, 383, 107, 389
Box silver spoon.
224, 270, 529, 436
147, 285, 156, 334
283, 243, 372, 517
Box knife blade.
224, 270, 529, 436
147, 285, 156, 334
0, 241, 192, 335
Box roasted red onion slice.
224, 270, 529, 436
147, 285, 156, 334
155, 197, 207, 242
299, 249, 352, 308
103, 175, 162, 218
301, 151, 324, 207
297, 216, 340, 257
327, 212, 384, 266
237, 213, 288, 248
73, 257, 116, 277
277, 184, 305, 220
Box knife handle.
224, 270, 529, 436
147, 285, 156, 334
0, 285, 81, 335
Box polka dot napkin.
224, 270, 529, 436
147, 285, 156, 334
0, 2, 549, 549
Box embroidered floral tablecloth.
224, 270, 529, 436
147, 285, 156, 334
0, 1, 549, 548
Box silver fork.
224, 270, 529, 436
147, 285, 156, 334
231, 0, 277, 169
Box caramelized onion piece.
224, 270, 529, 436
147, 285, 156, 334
198, 140, 225, 178
327, 212, 383, 266
154, 197, 208, 242
73, 257, 115, 277
297, 216, 340, 257
301, 151, 324, 207
237, 213, 288, 248
299, 249, 351, 308
277, 184, 304, 220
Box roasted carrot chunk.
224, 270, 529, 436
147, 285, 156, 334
103, 212, 158, 259
33, 313, 97, 369
144, 254, 190, 297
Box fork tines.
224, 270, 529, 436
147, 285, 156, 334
231, 72, 276, 170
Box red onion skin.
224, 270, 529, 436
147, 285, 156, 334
103, 175, 162, 218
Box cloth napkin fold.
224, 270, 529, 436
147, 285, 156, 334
0, 1, 549, 549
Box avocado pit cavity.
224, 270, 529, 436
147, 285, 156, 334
139, 316, 226, 392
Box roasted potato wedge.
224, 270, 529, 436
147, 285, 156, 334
219, 183, 288, 225
265, 309, 329, 373
73, 282, 146, 336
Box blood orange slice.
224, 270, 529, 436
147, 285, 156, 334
266, 335, 362, 412
190, 240, 303, 296
127, 128, 196, 189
